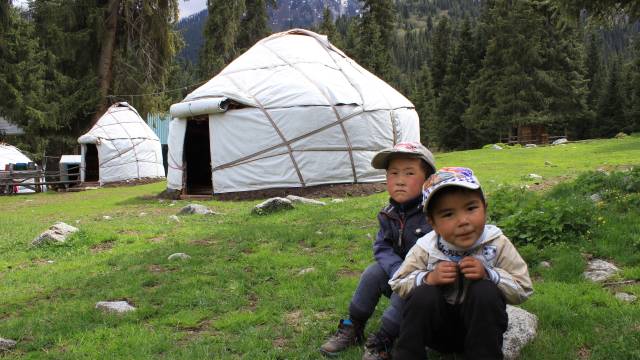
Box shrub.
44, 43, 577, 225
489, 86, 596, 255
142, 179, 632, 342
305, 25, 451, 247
488, 187, 596, 247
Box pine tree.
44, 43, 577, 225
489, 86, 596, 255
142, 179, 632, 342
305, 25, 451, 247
199, 0, 245, 78
580, 31, 604, 138
356, 0, 396, 81
465, 0, 589, 144
237, 0, 276, 52
626, 36, 640, 133
597, 57, 626, 137
318, 7, 344, 49
434, 18, 482, 150
430, 16, 451, 98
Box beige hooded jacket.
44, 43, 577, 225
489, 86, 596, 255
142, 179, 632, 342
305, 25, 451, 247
389, 225, 533, 305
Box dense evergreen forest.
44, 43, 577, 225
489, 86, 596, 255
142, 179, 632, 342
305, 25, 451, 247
1, 0, 639, 158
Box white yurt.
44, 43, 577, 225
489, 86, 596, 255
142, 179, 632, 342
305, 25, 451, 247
78, 102, 165, 185
167, 29, 420, 195
0, 143, 39, 193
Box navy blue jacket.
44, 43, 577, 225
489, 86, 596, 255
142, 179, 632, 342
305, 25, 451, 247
373, 195, 432, 278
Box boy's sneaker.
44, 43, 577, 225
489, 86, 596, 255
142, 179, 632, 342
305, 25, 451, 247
319, 319, 364, 357
362, 330, 394, 360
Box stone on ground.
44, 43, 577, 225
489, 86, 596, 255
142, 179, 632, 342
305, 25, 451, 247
168, 252, 191, 261
0, 338, 17, 351
252, 197, 294, 215
615, 292, 637, 303
492, 144, 503, 150
285, 195, 326, 206
95, 301, 136, 313
31, 222, 79, 246
503, 305, 538, 360
584, 259, 620, 282
552, 138, 568, 145
178, 204, 217, 215
168, 215, 180, 222
525, 144, 537, 148
331, 198, 344, 203
297, 267, 315, 276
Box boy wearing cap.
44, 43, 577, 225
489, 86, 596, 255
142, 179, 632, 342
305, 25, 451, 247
390, 167, 533, 360
320, 142, 436, 360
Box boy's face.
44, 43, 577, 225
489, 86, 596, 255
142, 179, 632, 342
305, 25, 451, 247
428, 190, 486, 249
386, 157, 427, 204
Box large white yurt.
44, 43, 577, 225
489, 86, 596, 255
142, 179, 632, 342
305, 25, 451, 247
78, 102, 165, 185
167, 29, 420, 195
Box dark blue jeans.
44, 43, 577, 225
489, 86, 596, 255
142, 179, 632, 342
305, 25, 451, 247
349, 262, 405, 338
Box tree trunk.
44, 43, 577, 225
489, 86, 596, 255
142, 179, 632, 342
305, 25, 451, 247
91, 0, 119, 126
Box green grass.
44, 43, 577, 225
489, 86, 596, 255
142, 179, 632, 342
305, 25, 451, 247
0, 135, 639, 359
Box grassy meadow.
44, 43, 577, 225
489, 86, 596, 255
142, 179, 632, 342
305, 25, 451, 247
1, 135, 639, 359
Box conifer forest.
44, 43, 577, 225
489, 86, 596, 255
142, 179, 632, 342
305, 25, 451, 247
1, 0, 640, 157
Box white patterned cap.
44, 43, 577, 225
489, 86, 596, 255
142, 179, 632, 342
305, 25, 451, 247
422, 167, 483, 214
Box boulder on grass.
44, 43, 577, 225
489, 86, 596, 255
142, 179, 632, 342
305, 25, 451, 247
503, 305, 538, 360
252, 197, 294, 215
178, 204, 217, 215
584, 259, 620, 283
285, 195, 326, 206
31, 222, 79, 246
95, 301, 136, 313
0, 337, 17, 351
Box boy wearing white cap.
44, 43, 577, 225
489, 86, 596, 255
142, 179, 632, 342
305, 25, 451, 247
320, 142, 436, 360
390, 167, 533, 360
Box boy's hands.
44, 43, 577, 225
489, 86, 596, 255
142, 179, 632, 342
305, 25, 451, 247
424, 257, 487, 285
425, 261, 457, 285
459, 256, 486, 280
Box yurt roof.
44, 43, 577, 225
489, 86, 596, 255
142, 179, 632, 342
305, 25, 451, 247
170, 29, 413, 119
0, 143, 32, 168
78, 102, 159, 144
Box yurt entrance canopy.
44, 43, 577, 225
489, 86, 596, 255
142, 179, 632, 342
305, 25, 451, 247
78, 102, 165, 185
167, 29, 420, 195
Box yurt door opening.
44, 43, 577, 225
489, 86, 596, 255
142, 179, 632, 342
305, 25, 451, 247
184, 117, 212, 194
84, 144, 99, 182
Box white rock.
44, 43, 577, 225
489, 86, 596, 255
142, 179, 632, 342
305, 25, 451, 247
252, 197, 294, 215
138, 212, 147, 217
285, 195, 326, 206
95, 301, 136, 313
539, 261, 552, 268
615, 292, 637, 303
492, 144, 503, 150
178, 204, 216, 215
503, 305, 538, 360
168, 253, 191, 261
297, 267, 315, 276
0, 337, 16, 351
169, 215, 180, 222
102, 215, 112, 220
590, 193, 602, 202
331, 198, 344, 203
525, 144, 537, 148
552, 138, 568, 145
31, 222, 79, 246
528, 174, 543, 180
584, 259, 620, 282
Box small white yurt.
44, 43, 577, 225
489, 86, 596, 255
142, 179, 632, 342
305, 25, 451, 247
78, 102, 165, 185
0, 143, 39, 193
167, 29, 420, 195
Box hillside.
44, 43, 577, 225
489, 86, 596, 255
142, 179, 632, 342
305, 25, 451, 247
0, 135, 639, 358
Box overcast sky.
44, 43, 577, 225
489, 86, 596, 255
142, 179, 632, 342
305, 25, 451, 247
13, 0, 207, 19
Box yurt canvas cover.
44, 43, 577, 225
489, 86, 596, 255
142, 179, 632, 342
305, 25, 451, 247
168, 29, 420, 194
0, 143, 39, 193
78, 102, 165, 185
